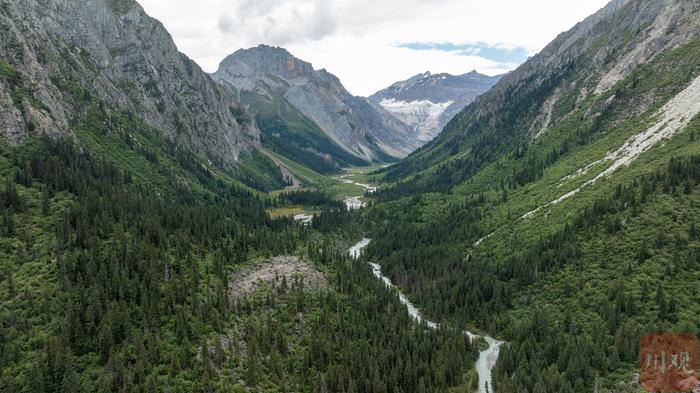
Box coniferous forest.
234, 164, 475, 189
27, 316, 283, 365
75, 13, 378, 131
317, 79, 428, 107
2, 0, 700, 392
0, 136, 477, 392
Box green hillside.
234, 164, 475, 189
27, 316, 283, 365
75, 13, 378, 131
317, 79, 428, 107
0, 38, 480, 391
2, 0, 700, 392
242, 90, 369, 174
0, 97, 477, 393
361, 3, 700, 391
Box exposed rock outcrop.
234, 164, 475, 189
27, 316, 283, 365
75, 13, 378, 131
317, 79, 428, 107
0, 0, 259, 170
228, 256, 327, 303
212, 45, 415, 162
369, 71, 501, 143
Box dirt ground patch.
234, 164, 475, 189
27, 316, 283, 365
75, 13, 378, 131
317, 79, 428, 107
228, 256, 327, 302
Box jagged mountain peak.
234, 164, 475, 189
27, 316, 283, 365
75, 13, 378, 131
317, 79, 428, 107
369, 69, 501, 143
371, 70, 499, 101
212, 46, 417, 165
384, 0, 700, 191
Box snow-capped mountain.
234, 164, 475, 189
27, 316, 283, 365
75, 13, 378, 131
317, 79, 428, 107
377, 99, 453, 143
212, 45, 417, 165
369, 71, 501, 143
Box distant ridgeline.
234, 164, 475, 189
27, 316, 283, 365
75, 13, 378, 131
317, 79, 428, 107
369, 70, 501, 144
211, 45, 416, 174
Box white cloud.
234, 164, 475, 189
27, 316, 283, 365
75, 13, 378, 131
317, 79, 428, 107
217, 0, 337, 45
137, 0, 610, 96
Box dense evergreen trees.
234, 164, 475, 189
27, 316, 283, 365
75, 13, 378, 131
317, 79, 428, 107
226, 244, 476, 392
279, 190, 345, 209
365, 154, 700, 392
0, 137, 295, 391
0, 135, 477, 392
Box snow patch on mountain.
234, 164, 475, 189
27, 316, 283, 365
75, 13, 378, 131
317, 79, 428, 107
379, 99, 453, 142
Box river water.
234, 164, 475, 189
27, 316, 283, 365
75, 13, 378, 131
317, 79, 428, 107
349, 238, 503, 393
337, 173, 377, 210
293, 175, 373, 225
293, 213, 313, 224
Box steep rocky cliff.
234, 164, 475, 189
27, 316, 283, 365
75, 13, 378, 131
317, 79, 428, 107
212, 45, 416, 165
0, 0, 259, 170
384, 0, 700, 184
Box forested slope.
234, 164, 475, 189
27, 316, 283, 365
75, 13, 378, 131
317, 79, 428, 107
378, 0, 699, 196
362, 1, 700, 391
0, 0, 480, 391
0, 95, 478, 392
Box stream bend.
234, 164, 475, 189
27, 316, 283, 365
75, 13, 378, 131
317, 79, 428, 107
349, 238, 503, 393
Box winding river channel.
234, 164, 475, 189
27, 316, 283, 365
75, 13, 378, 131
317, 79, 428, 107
349, 237, 503, 393
295, 172, 503, 391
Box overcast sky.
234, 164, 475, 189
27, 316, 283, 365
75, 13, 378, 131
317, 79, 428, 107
137, 0, 610, 96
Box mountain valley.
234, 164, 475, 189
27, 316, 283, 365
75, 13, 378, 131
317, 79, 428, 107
1, 0, 699, 392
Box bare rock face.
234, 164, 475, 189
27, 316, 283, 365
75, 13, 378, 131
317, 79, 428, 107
594, 0, 700, 94
369, 71, 501, 144
212, 45, 415, 161
495, 0, 700, 136
387, 0, 700, 179
228, 256, 328, 303
0, 0, 259, 170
